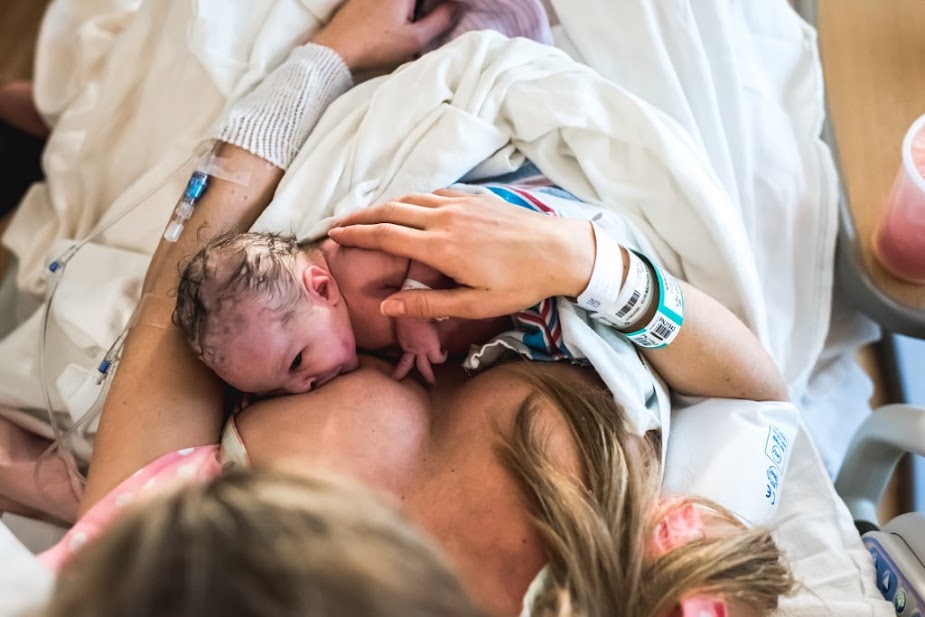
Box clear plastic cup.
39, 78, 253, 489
873, 114, 925, 284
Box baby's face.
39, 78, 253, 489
207, 288, 359, 396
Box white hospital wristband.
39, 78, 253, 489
607, 249, 654, 329
576, 227, 655, 329
576, 223, 624, 314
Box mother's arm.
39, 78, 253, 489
328, 190, 789, 402
80, 146, 281, 514
79, 0, 459, 514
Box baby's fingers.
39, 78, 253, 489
428, 347, 448, 365
392, 352, 416, 381
416, 355, 436, 384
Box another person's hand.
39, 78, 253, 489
310, 0, 459, 74
328, 190, 597, 320
0, 80, 48, 138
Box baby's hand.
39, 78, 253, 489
393, 318, 447, 384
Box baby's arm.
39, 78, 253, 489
392, 260, 449, 383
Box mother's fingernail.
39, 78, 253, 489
381, 298, 406, 316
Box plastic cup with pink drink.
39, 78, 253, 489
873, 114, 925, 283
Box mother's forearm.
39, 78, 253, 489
638, 282, 789, 402
79, 325, 224, 513
80, 147, 283, 515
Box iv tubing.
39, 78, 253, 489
34, 151, 198, 505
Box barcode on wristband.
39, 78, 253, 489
651, 318, 676, 341
626, 307, 681, 349
616, 291, 641, 319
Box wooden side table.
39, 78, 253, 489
817, 0, 925, 337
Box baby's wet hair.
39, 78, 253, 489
173, 231, 316, 362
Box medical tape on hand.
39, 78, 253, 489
199, 153, 252, 187
624, 252, 684, 349
193, 139, 251, 186
163, 146, 253, 243
576, 224, 654, 329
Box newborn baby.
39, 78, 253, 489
173, 231, 510, 395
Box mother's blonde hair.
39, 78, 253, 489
500, 367, 795, 617
44, 470, 487, 617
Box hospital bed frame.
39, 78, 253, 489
836, 404, 925, 616
837, 405, 925, 529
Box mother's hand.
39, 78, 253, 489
311, 0, 459, 74
328, 190, 596, 319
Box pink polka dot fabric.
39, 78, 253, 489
38, 446, 222, 572
651, 502, 728, 617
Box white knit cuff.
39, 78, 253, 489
214, 43, 353, 170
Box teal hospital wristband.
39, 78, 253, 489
623, 251, 684, 349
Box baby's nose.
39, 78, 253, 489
294, 374, 317, 394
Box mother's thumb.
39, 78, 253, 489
381, 288, 484, 320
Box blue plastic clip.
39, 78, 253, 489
97, 358, 112, 375
183, 171, 209, 201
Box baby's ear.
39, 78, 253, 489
301, 264, 340, 305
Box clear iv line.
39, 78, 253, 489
35, 150, 199, 504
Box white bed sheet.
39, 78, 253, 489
0, 1, 892, 615
772, 424, 890, 616
0, 520, 54, 616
